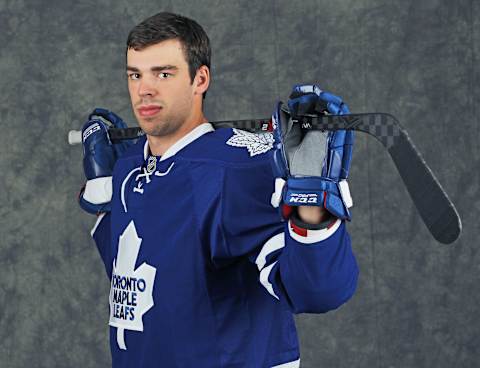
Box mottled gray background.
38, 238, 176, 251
0, 0, 478, 367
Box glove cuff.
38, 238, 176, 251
282, 177, 353, 221
83, 177, 113, 204
78, 177, 112, 215
288, 217, 342, 244
284, 177, 337, 206
290, 208, 336, 230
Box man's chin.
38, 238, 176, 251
139, 120, 178, 137
138, 114, 161, 124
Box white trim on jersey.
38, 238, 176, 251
255, 232, 285, 271
121, 167, 142, 213
259, 261, 280, 300
117, 327, 127, 350
154, 162, 175, 176
90, 212, 107, 237
272, 358, 301, 368
288, 218, 342, 244
142, 123, 215, 161
83, 176, 112, 204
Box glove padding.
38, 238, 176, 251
79, 108, 132, 214
271, 85, 354, 220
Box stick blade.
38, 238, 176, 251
388, 131, 462, 244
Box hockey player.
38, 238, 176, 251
79, 12, 358, 368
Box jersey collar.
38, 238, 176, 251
143, 123, 214, 161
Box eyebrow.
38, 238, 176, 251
126, 65, 179, 72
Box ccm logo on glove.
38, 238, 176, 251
83, 123, 101, 143
289, 193, 318, 204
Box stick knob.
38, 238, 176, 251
68, 130, 82, 145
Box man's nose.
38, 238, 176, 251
138, 76, 157, 97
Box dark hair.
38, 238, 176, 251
127, 12, 211, 85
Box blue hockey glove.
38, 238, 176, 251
79, 108, 132, 214
271, 84, 354, 220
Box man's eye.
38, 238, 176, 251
128, 73, 140, 80
158, 72, 170, 79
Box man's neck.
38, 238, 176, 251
146, 113, 208, 157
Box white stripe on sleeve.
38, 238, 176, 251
259, 261, 279, 300
90, 212, 107, 237
272, 358, 300, 367
255, 232, 285, 271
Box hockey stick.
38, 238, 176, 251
68, 113, 462, 244
298, 113, 462, 245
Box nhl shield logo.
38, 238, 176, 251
147, 156, 157, 173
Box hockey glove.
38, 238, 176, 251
271, 84, 354, 221
79, 108, 132, 214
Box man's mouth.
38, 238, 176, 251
138, 105, 162, 117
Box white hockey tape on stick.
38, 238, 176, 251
68, 130, 82, 145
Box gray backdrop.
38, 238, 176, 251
0, 0, 478, 367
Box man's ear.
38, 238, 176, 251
194, 65, 210, 96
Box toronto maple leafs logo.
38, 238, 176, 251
226, 129, 274, 157
109, 221, 156, 350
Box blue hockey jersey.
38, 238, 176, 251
91, 123, 359, 368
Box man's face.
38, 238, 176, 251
126, 39, 196, 137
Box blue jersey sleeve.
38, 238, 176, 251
214, 158, 359, 314
91, 212, 113, 278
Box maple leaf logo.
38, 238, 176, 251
109, 221, 156, 350
226, 129, 274, 157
